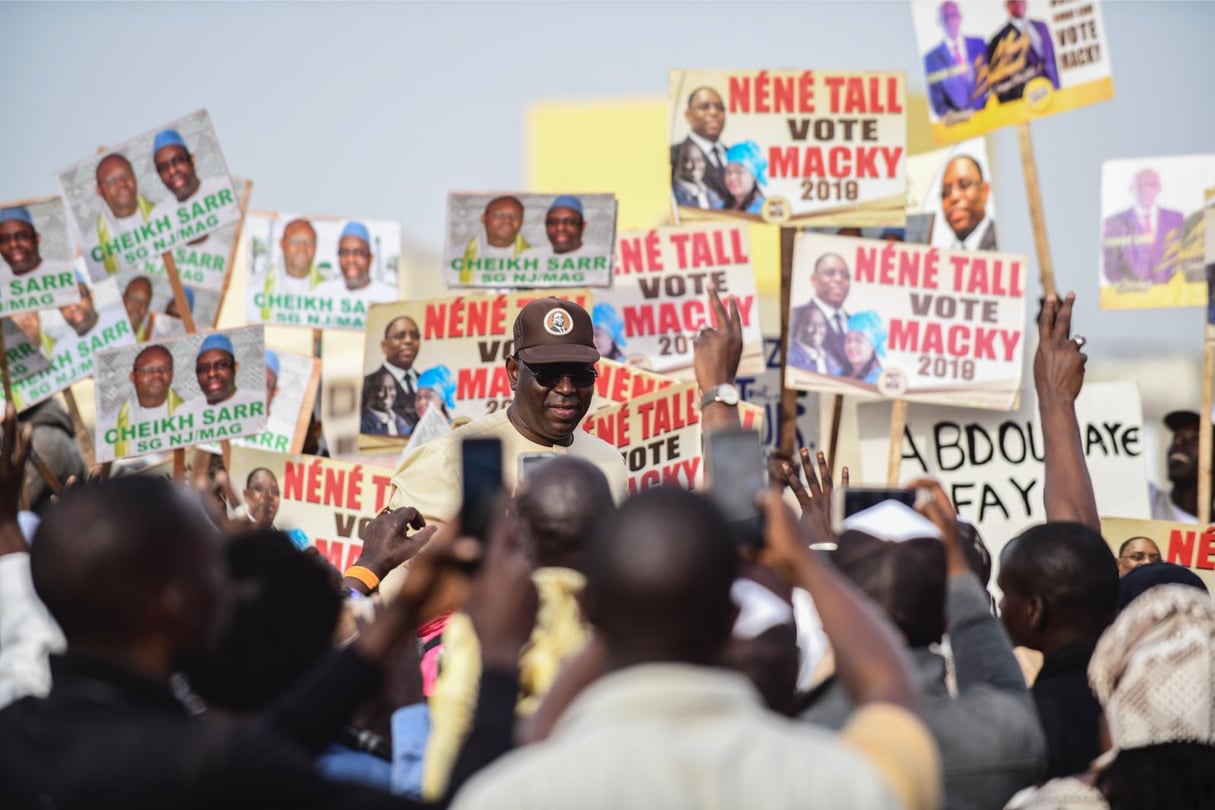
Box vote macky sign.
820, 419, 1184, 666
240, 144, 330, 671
582, 380, 763, 495
598, 223, 763, 377
669, 69, 906, 226
858, 382, 1150, 561
786, 233, 1027, 410
229, 447, 394, 572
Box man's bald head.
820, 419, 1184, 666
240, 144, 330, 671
31, 477, 227, 663
515, 456, 615, 570
582, 487, 738, 667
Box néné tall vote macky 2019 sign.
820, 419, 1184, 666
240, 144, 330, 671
668, 70, 906, 227
57, 110, 241, 279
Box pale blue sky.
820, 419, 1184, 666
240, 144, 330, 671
3, 0, 1213, 357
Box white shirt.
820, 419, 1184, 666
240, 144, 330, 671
952, 216, 993, 251
149, 176, 235, 225
314, 277, 397, 304
811, 295, 849, 335
366, 407, 402, 436
687, 131, 727, 169
1133, 206, 1157, 234
276, 272, 322, 296
452, 664, 926, 810
0, 552, 65, 709
382, 361, 418, 393
673, 177, 712, 208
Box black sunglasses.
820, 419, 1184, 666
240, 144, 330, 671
518, 358, 597, 389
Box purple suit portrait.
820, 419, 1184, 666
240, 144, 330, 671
1102, 207, 1186, 283
925, 37, 990, 116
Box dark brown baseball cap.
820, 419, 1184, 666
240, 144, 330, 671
513, 298, 600, 364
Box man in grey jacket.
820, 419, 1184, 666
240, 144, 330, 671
800, 492, 1045, 809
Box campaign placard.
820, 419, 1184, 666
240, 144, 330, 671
245, 212, 400, 330
581, 380, 764, 496
785, 233, 1027, 410
598, 223, 763, 377
589, 358, 673, 412
858, 381, 1151, 565
668, 69, 906, 226
93, 325, 266, 462
736, 336, 823, 454
57, 110, 240, 278
114, 267, 222, 343
906, 137, 999, 251
228, 446, 396, 571
1, 317, 51, 383
0, 197, 81, 316
1100, 517, 1215, 592
443, 192, 617, 289
1099, 154, 1215, 310
4, 274, 135, 412
232, 349, 321, 455
910, 0, 1114, 144
358, 291, 593, 450
1206, 205, 1215, 337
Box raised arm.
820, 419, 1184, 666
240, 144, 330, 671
758, 486, 918, 712
1035, 293, 1099, 529
693, 285, 743, 435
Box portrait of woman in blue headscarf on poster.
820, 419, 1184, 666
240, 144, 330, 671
722, 140, 767, 215
840, 310, 886, 385
592, 302, 627, 362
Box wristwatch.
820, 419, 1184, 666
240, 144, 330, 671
700, 383, 740, 409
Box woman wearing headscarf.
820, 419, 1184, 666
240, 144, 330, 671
416, 364, 458, 422
592, 303, 627, 362
841, 311, 886, 384
722, 140, 767, 215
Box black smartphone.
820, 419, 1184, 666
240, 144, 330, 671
831, 487, 927, 534
461, 437, 503, 543
706, 429, 766, 548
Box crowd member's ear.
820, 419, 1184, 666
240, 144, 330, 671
1027, 594, 1047, 633
506, 355, 520, 391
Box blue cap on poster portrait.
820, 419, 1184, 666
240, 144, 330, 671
340, 221, 371, 246
197, 332, 235, 358
547, 195, 584, 216
153, 129, 188, 154
0, 207, 33, 226
171, 287, 196, 311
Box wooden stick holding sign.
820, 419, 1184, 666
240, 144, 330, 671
60, 387, 96, 470
1017, 124, 1057, 298
778, 227, 798, 456
1200, 342, 1214, 525
162, 252, 197, 335
167, 255, 201, 482
827, 395, 843, 478
886, 399, 908, 486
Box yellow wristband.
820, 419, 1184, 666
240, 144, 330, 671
344, 564, 381, 590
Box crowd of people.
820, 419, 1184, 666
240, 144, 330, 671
1, 291, 1214, 810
